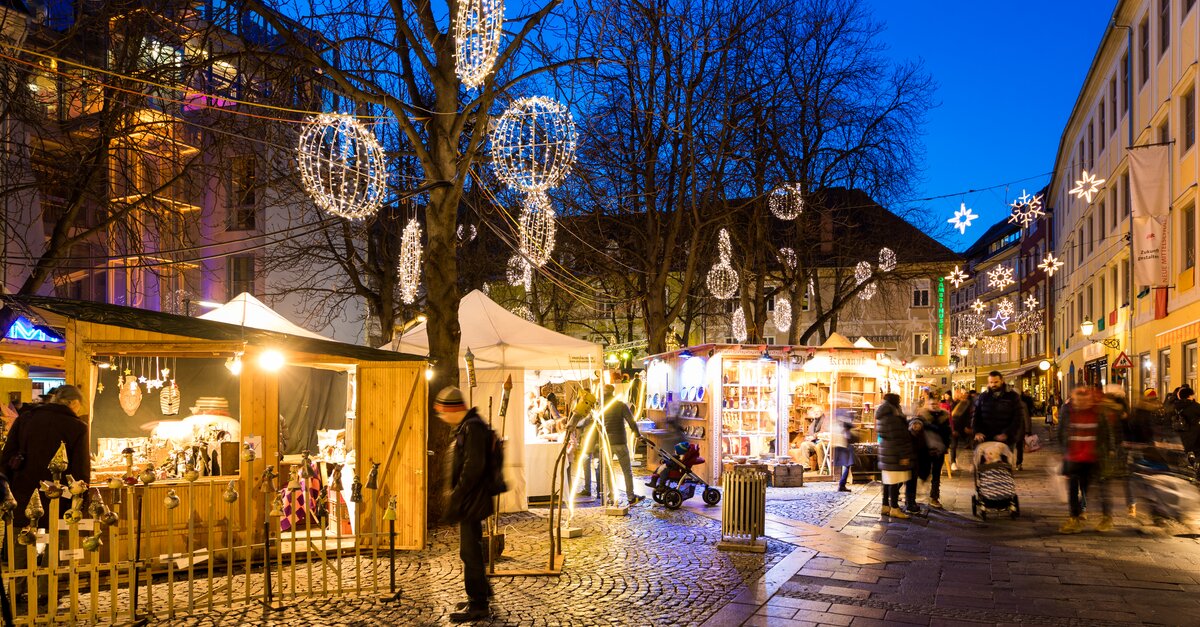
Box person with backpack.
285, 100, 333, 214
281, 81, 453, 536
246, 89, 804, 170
436, 385, 501, 623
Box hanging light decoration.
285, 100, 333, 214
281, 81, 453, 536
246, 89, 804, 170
398, 218, 423, 305
987, 312, 1010, 331
878, 248, 897, 273
456, 224, 477, 243
1007, 190, 1045, 227
987, 265, 1015, 290
492, 97, 578, 192
506, 255, 528, 286
959, 312, 986, 338
511, 304, 534, 321
1024, 294, 1039, 310
1038, 253, 1064, 276
996, 298, 1015, 317
1069, 170, 1106, 203
454, 0, 504, 89
773, 298, 791, 332
1016, 310, 1044, 334
854, 261, 872, 285
858, 282, 877, 300
947, 202, 979, 235
981, 335, 1008, 355
296, 114, 388, 220
777, 247, 797, 270
731, 307, 747, 343
946, 265, 969, 288
707, 228, 739, 299
518, 192, 556, 266
768, 183, 804, 220
970, 299, 986, 314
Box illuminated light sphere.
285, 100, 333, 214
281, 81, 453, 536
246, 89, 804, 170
777, 247, 797, 270
506, 254, 528, 286
511, 304, 534, 322
773, 298, 791, 332
858, 282, 877, 300
854, 261, 872, 285
1038, 253, 1064, 277
398, 218, 423, 305
1070, 170, 1106, 204
457, 223, 477, 243
707, 263, 738, 299
454, 0, 504, 90
518, 192, 557, 267
878, 248, 897, 273
491, 96, 578, 192
296, 114, 387, 220
946, 265, 968, 288
1007, 189, 1045, 227
731, 307, 747, 343
947, 202, 979, 235
768, 183, 804, 220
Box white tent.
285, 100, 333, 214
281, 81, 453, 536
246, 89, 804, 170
383, 290, 604, 511
198, 293, 329, 341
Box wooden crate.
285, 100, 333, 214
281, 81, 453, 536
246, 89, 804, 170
771, 464, 804, 487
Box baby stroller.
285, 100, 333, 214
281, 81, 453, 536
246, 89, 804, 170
971, 441, 1020, 520
642, 438, 721, 510
1130, 448, 1200, 526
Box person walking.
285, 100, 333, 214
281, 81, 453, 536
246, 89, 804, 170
1057, 387, 1118, 534
949, 388, 971, 472
1176, 387, 1200, 479
875, 393, 913, 519
600, 384, 643, 506
916, 389, 951, 509
435, 386, 495, 623
973, 372, 1026, 460
567, 389, 598, 498
830, 412, 855, 492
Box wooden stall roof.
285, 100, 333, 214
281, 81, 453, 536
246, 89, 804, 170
3, 295, 423, 363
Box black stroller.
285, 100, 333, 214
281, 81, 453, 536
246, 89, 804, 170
641, 437, 721, 510
971, 441, 1020, 520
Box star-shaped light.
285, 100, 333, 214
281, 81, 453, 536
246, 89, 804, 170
1069, 170, 1106, 203
1024, 294, 1039, 310
987, 312, 1010, 331
987, 265, 1015, 290
947, 203, 979, 235
946, 265, 969, 288
1038, 253, 1063, 277
996, 299, 1015, 317
970, 299, 986, 314
1007, 190, 1045, 227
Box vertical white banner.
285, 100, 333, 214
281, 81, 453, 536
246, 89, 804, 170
1129, 145, 1171, 287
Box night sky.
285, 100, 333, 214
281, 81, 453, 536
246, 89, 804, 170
865, 1, 1115, 251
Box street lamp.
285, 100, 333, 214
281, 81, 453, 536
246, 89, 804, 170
1079, 319, 1121, 349
1080, 319, 1095, 337
1039, 360, 1051, 371
958, 347, 969, 357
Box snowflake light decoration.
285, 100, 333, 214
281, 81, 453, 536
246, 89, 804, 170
987, 312, 1010, 331
296, 114, 387, 220
454, 0, 504, 89
1007, 190, 1045, 227
947, 203, 979, 235
1024, 294, 1039, 310
518, 192, 556, 267
970, 299, 986, 314
731, 307, 747, 343
858, 282, 877, 300
707, 228, 739, 299
946, 265, 968, 288
854, 261, 872, 285
777, 247, 797, 270
768, 183, 804, 220
397, 218, 423, 305
773, 298, 791, 332
492, 96, 578, 192
878, 248, 897, 273
996, 298, 1015, 317
1038, 253, 1064, 277
1069, 170, 1106, 204
987, 265, 1014, 290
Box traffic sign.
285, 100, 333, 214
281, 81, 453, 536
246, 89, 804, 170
1112, 351, 1134, 369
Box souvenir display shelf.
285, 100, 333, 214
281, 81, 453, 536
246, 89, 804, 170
719, 359, 778, 460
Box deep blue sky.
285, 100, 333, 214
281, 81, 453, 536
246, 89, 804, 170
865, 1, 1116, 251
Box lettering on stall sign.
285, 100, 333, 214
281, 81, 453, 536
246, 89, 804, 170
78, 518, 94, 531
59, 548, 85, 562
829, 357, 866, 367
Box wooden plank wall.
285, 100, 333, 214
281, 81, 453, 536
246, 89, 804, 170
356, 364, 427, 550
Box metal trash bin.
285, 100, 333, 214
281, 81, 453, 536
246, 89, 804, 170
717, 465, 768, 553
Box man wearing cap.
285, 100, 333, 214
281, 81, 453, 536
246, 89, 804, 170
435, 386, 493, 623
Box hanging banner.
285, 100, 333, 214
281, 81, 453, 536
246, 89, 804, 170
1129, 145, 1171, 287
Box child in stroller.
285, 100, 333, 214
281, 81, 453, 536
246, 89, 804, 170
642, 438, 721, 510
971, 441, 1020, 519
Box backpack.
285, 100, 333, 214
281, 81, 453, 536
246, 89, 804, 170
484, 425, 508, 496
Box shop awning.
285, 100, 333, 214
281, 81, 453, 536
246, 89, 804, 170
198, 293, 330, 341
1003, 364, 1039, 379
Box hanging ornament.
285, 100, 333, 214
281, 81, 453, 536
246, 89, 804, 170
970, 299, 986, 314
511, 304, 534, 321
398, 218, 423, 304
1007, 190, 1045, 227
946, 266, 968, 288
947, 202, 978, 235
996, 298, 1015, 317
491, 96, 577, 192
777, 247, 797, 270
707, 228, 738, 300
118, 379, 142, 417
296, 114, 388, 220
854, 261, 872, 285
987, 312, 1010, 331
768, 183, 804, 220
506, 255, 529, 286
960, 312, 986, 338
987, 265, 1015, 290
453, 0, 504, 89
159, 380, 180, 416
858, 282, 877, 301
1024, 294, 1039, 310
1070, 170, 1106, 203
731, 307, 747, 343
878, 248, 897, 273
456, 223, 478, 243
518, 192, 557, 266
981, 335, 1008, 355
1038, 253, 1064, 276
773, 298, 791, 332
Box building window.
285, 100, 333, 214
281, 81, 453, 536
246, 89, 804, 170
1160, 118, 1170, 144
1099, 201, 1107, 235
1099, 102, 1106, 151
1159, 348, 1172, 394
228, 255, 256, 297
764, 336, 776, 346
913, 333, 931, 356
1185, 86, 1196, 152
1160, 0, 1171, 57
1186, 341, 1198, 389
1110, 76, 1118, 133
912, 284, 930, 307
228, 156, 257, 231
1088, 120, 1095, 166
1140, 17, 1150, 86
1185, 202, 1196, 270
1077, 227, 1084, 263
1140, 352, 1153, 394
1122, 172, 1131, 217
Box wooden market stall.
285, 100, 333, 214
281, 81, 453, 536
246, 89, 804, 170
0, 295, 429, 562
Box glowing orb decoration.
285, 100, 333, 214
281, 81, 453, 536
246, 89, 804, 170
296, 114, 388, 220
491, 96, 578, 192
707, 228, 739, 299
768, 183, 804, 220
506, 255, 528, 286
773, 298, 791, 332
948, 203, 978, 235
987, 265, 1014, 290
518, 192, 557, 267
854, 261, 872, 285
946, 266, 968, 288
1007, 190, 1044, 227
1070, 170, 1106, 203
398, 218, 422, 305
878, 248, 897, 273
970, 299, 986, 314
858, 282, 877, 300
731, 307, 747, 343
454, 0, 504, 89
1038, 253, 1064, 277
777, 247, 797, 270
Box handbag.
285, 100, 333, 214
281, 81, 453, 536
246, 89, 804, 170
923, 429, 946, 455
1024, 434, 1042, 452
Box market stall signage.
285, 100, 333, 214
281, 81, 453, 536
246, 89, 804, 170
936, 277, 946, 355
5, 317, 63, 343
829, 356, 867, 367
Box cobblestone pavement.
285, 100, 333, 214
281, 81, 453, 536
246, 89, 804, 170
764, 483, 856, 526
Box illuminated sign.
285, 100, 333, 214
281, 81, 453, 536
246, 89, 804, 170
5, 317, 63, 343
936, 277, 946, 356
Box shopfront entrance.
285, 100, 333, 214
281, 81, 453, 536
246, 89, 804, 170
1084, 356, 1109, 388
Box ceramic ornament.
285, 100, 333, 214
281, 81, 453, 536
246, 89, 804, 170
24, 492, 43, 524
119, 378, 143, 416
160, 381, 180, 415
222, 480, 239, 504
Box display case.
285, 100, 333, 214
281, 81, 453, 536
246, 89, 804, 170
719, 359, 779, 459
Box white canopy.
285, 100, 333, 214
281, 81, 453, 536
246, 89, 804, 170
198, 293, 329, 341
384, 290, 603, 370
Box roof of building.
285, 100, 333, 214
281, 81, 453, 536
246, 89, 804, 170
961, 217, 1022, 260
812, 188, 961, 265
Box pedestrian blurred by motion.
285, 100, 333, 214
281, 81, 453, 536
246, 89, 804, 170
1057, 387, 1119, 533
875, 393, 913, 519
904, 417, 928, 514
1016, 388, 1035, 469
1101, 384, 1134, 515
939, 392, 953, 413
916, 389, 951, 508
600, 384, 643, 506
1175, 387, 1200, 478
949, 388, 971, 472
568, 388, 598, 498
830, 412, 856, 492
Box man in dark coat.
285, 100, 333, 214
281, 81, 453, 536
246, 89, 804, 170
1177, 387, 1200, 461
973, 372, 1027, 453
436, 386, 494, 623
0, 385, 90, 530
